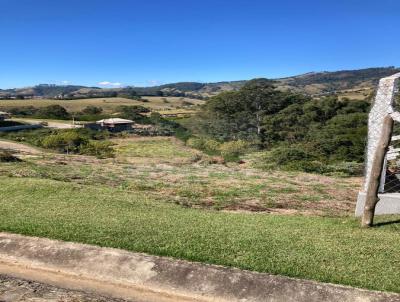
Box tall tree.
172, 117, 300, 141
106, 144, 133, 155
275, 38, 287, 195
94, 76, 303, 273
200, 78, 310, 143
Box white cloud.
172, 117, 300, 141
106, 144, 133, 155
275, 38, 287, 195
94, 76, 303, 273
61, 80, 70, 85
98, 81, 123, 87
147, 80, 163, 86
130, 80, 164, 87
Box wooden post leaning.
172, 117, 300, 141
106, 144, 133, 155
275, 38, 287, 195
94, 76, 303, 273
362, 115, 393, 227
359, 72, 400, 226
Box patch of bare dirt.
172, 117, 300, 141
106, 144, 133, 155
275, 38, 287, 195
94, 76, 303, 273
0, 140, 42, 155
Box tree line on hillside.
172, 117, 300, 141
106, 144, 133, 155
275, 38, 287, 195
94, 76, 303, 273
286, 67, 399, 88
0, 85, 207, 100
185, 78, 370, 175
4, 104, 149, 122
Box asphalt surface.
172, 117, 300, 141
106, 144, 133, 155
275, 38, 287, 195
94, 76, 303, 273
0, 274, 133, 302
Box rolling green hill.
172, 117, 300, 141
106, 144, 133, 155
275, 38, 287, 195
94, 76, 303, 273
1, 66, 398, 100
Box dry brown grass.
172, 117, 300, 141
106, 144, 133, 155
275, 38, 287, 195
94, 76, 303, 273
0, 96, 204, 113
0, 136, 362, 217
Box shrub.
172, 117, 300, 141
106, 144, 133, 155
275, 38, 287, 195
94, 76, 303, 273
79, 140, 115, 158
283, 160, 328, 174
219, 140, 249, 160
7, 106, 39, 116
186, 137, 221, 154
0, 129, 54, 145
149, 113, 190, 137
115, 105, 150, 123
268, 147, 310, 166
41, 130, 87, 153
325, 162, 364, 176
186, 137, 205, 150
182, 100, 194, 106
81, 106, 103, 115
186, 137, 249, 161
174, 127, 191, 142
77, 128, 110, 140
260, 145, 364, 176
0, 128, 115, 158
5, 105, 71, 120
203, 139, 221, 153
37, 105, 70, 119
73, 114, 108, 122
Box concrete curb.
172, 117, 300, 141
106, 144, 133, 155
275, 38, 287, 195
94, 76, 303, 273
0, 232, 399, 302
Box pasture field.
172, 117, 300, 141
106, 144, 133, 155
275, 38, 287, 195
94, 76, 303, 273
1, 136, 400, 292
0, 96, 204, 113
336, 87, 374, 101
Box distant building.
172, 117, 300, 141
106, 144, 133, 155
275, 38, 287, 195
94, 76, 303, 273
84, 118, 134, 132
0, 111, 11, 121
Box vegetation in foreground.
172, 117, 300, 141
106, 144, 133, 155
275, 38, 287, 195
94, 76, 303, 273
0, 137, 360, 216
1, 176, 399, 293
0, 134, 397, 293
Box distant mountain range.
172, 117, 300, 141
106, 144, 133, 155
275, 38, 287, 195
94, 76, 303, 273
1, 67, 398, 100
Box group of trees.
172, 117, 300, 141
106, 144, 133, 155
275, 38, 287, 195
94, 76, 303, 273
5, 104, 147, 122
262, 96, 369, 162
188, 78, 370, 173
6, 104, 106, 120
7, 105, 70, 119
194, 79, 311, 142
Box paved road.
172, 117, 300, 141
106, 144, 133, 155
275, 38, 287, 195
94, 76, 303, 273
0, 275, 132, 302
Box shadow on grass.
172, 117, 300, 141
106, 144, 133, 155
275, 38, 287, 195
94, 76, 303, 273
374, 219, 400, 227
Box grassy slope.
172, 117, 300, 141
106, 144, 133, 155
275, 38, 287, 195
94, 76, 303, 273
0, 137, 360, 215
1, 176, 400, 292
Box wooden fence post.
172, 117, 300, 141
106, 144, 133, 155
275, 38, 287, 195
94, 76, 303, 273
362, 115, 394, 227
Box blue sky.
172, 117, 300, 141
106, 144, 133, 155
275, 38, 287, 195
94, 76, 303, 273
0, 0, 399, 88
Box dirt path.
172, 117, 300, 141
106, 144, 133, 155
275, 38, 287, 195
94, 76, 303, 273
12, 118, 82, 129
0, 140, 42, 155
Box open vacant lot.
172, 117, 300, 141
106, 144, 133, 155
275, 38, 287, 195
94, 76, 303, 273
1, 136, 399, 293
0, 96, 204, 113
0, 137, 360, 215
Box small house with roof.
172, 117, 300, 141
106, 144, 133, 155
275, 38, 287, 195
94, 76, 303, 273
84, 118, 134, 132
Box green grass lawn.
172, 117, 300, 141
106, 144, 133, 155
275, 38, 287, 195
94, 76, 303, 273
1, 176, 399, 293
